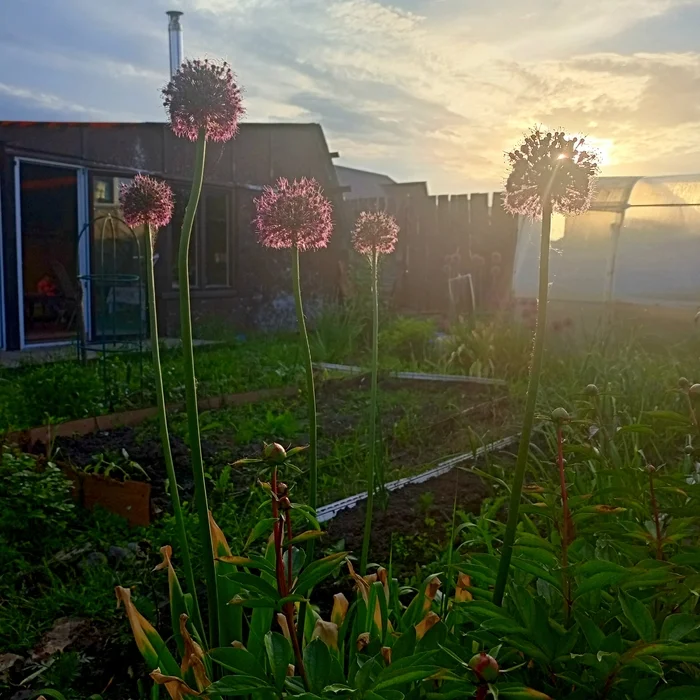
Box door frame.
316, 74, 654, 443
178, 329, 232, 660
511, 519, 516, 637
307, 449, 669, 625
14, 157, 91, 349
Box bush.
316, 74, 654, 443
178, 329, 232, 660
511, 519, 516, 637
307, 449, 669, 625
0, 447, 74, 548
379, 315, 437, 364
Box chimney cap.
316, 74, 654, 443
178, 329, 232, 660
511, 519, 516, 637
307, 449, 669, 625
166, 10, 184, 18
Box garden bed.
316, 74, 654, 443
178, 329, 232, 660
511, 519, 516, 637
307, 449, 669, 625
34, 374, 513, 523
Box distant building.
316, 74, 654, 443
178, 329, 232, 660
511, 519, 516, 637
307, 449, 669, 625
335, 165, 396, 199
0, 121, 344, 350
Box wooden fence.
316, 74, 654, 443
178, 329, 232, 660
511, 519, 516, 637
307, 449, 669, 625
343, 191, 518, 315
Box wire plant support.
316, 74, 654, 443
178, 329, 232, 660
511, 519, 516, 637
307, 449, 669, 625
76, 214, 147, 411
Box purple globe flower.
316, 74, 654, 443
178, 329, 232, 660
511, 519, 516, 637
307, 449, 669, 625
120, 175, 174, 230
254, 177, 333, 251
504, 127, 599, 218
352, 211, 399, 256
162, 59, 244, 143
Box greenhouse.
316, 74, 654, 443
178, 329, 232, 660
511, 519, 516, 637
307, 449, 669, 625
513, 174, 700, 327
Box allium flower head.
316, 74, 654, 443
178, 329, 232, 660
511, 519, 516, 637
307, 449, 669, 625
254, 177, 333, 251
504, 127, 599, 218
351, 211, 399, 256
162, 59, 244, 142
120, 174, 174, 230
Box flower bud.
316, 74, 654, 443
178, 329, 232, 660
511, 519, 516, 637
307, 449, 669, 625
679, 377, 691, 391
279, 496, 292, 512
469, 652, 499, 682
584, 383, 599, 397
551, 407, 570, 423
690, 384, 700, 398
685, 444, 694, 455
263, 442, 287, 463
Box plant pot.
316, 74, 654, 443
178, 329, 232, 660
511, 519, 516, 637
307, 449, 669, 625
81, 473, 151, 527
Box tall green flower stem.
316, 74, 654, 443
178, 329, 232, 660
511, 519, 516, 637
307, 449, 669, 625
360, 251, 380, 574
291, 246, 318, 513
291, 245, 318, 646
145, 222, 203, 637
493, 199, 553, 606
178, 129, 219, 646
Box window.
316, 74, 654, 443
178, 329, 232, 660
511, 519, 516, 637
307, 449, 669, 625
204, 193, 229, 287
171, 188, 231, 289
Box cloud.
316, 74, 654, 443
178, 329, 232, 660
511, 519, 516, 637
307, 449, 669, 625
3, 0, 700, 192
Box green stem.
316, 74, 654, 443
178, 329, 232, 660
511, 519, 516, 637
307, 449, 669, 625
291, 246, 318, 511
493, 199, 552, 606
145, 223, 204, 637
360, 252, 380, 574
292, 245, 318, 648
178, 130, 219, 647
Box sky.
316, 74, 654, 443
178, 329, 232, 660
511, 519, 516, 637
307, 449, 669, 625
2, 0, 700, 193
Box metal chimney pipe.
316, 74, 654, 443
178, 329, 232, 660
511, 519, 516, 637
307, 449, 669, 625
166, 10, 184, 77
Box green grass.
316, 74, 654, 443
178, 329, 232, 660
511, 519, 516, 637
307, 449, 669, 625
0, 335, 303, 431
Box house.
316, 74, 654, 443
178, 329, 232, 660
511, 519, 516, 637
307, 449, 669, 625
0, 121, 345, 350
335, 165, 396, 199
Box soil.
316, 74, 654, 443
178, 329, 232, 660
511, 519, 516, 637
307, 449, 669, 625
325, 465, 488, 565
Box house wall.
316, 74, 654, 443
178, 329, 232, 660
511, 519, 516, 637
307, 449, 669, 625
0, 122, 346, 348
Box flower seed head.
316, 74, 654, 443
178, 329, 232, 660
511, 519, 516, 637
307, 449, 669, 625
120, 175, 174, 231
255, 177, 333, 251
504, 127, 599, 218
551, 407, 570, 423
162, 59, 244, 143
351, 211, 399, 256
468, 652, 499, 682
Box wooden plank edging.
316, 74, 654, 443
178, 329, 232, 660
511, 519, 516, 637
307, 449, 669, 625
11, 385, 299, 446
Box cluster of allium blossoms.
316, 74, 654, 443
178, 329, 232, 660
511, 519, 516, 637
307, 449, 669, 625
120, 175, 174, 231
254, 177, 333, 251
351, 211, 399, 256
162, 59, 244, 143
504, 128, 599, 218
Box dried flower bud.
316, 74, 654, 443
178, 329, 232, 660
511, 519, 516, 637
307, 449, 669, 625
331, 593, 349, 627
312, 619, 339, 650
255, 177, 333, 251
469, 652, 499, 682
263, 442, 287, 463
585, 383, 599, 397
352, 211, 399, 256
381, 646, 392, 665
356, 632, 370, 652
120, 175, 174, 231
415, 611, 440, 640
162, 58, 244, 142
551, 407, 570, 423
679, 377, 691, 391
646, 464, 656, 474
276, 482, 289, 496
286, 664, 295, 677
